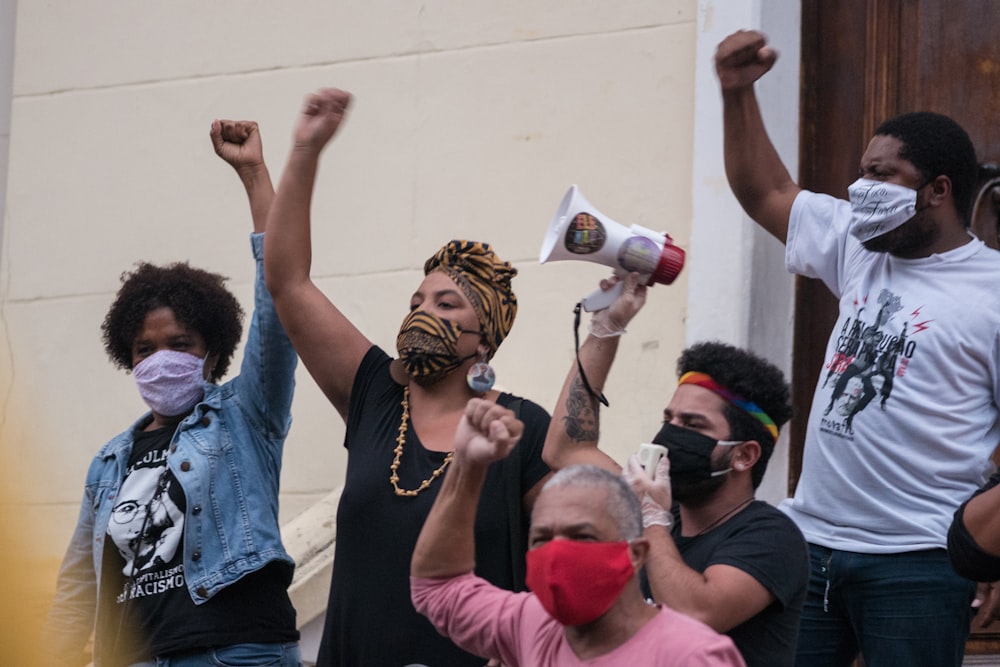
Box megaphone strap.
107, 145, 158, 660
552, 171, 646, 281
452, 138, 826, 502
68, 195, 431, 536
573, 303, 610, 408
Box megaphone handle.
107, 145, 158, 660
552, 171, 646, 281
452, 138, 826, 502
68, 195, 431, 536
580, 280, 624, 312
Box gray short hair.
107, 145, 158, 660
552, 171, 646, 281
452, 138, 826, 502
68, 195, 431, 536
543, 465, 642, 541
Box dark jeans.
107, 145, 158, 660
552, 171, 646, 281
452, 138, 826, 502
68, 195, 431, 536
128, 642, 301, 667
796, 544, 975, 667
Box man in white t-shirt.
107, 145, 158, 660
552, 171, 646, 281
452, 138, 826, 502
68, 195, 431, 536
715, 29, 1000, 667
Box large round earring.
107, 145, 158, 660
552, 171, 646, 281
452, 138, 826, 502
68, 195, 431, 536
467, 352, 495, 393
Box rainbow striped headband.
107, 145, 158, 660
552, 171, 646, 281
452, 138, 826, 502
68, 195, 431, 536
678, 371, 779, 442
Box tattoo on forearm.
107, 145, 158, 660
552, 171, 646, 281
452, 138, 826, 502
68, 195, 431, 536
563, 374, 600, 442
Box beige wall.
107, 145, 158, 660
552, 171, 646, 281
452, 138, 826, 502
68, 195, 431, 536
1, 1, 701, 570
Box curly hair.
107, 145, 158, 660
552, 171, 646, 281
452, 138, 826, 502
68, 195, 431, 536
677, 341, 793, 489
101, 262, 244, 382
875, 112, 978, 224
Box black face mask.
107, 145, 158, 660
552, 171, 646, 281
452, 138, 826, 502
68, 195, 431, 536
652, 423, 739, 499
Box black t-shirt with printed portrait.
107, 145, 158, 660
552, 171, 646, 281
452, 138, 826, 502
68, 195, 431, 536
100, 425, 297, 664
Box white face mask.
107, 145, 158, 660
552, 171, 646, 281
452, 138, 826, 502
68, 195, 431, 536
847, 178, 920, 242
133, 350, 206, 417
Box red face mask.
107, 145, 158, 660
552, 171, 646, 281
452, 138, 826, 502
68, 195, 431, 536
525, 539, 635, 626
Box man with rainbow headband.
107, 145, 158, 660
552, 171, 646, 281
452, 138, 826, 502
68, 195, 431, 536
543, 273, 808, 667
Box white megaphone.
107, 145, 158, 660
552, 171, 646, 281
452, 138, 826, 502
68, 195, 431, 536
540, 185, 686, 311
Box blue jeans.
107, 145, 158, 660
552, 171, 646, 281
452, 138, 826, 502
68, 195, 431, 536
127, 642, 301, 667
796, 544, 975, 667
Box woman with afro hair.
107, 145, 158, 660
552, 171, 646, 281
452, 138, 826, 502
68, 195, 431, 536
46, 120, 302, 667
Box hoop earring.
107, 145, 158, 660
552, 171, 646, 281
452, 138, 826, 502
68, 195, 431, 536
467, 352, 496, 393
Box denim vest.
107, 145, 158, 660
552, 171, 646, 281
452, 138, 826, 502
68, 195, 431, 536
47, 233, 297, 662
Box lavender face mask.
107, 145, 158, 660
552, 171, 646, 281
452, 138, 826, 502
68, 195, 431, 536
133, 350, 206, 417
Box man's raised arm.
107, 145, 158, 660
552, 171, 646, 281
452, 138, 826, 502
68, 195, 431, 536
542, 273, 646, 473
411, 399, 524, 578
716, 30, 801, 243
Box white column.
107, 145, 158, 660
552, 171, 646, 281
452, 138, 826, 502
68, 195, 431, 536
689, 0, 801, 503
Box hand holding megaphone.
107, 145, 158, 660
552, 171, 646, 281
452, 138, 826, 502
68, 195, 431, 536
588, 272, 647, 338
623, 451, 674, 529
539, 185, 686, 311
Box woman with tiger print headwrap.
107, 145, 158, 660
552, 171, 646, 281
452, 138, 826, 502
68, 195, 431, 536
264, 88, 551, 667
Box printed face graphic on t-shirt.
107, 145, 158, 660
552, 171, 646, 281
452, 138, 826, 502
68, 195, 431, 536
820, 288, 922, 437
108, 464, 184, 577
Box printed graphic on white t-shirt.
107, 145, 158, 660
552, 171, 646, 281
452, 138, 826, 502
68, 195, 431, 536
818, 288, 921, 438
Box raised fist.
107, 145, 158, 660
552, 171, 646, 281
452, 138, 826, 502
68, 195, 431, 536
210, 119, 265, 173
453, 398, 524, 466
293, 88, 353, 152
715, 30, 779, 91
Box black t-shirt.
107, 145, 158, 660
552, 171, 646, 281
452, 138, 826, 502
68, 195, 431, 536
672, 501, 809, 667
317, 347, 551, 667
99, 425, 297, 664
948, 471, 1000, 582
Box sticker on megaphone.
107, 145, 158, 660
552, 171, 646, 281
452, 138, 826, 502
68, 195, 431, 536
539, 185, 685, 311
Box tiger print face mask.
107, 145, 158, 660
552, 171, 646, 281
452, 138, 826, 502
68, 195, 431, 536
396, 310, 480, 385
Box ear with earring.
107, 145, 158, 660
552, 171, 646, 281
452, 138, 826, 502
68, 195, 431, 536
732, 440, 761, 473
466, 348, 496, 393
203, 352, 219, 381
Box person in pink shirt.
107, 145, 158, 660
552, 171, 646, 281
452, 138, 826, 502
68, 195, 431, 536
410, 399, 746, 666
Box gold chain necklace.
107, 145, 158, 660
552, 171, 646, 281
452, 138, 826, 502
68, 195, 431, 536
390, 386, 455, 497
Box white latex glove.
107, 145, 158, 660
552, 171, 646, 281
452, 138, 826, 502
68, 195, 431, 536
623, 453, 673, 528
589, 272, 647, 337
